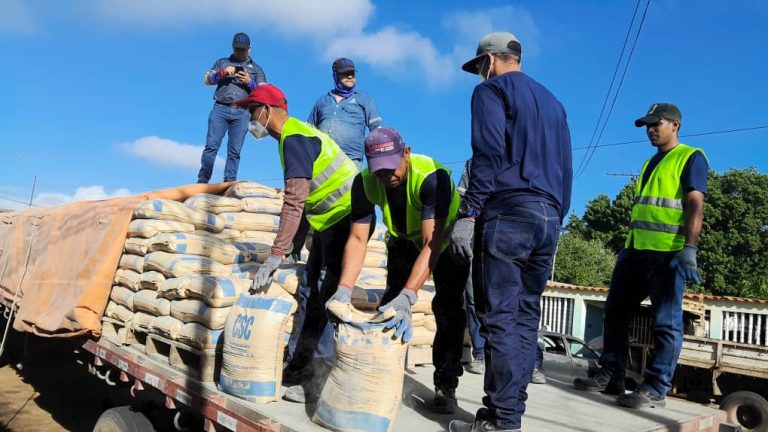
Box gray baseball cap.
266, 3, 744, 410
461, 32, 522, 74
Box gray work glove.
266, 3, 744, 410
379, 289, 418, 343
449, 217, 475, 265
325, 285, 352, 310
669, 245, 701, 284
253, 254, 282, 289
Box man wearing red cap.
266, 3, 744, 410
234, 84, 361, 402
327, 126, 470, 414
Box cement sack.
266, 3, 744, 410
114, 268, 141, 291
148, 232, 250, 265
159, 275, 251, 308
219, 283, 298, 404
359, 267, 387, 280
356, 273, 387, 288
220, 212, 280, 233
139, 271, 166, 290
124, 237, 150, 256
144, 251, 231, 278
224, 182, 282, 200
350, 286, 385, 310
233, 241, 271, 264
423, 315, 437, 332
118, 254, 144, 273
184, 194, 242, 214
241, 231, 277, 244
367, 239, 387, 254
195, 229, 241, 240
272, 266, 302, 295
170, 299, 230, 329
151, 315, 184, 340
229, 262, 261, 280
133, 199, 225, 233
128, 219, 195, 238
371, 226, 388, 242
413, 289, 435, 314
312, 301, 405, 432
240, 197, 283, 215
109, 286, 135, 310
410, 326, 436, 346
104, 301, 134, 323
177, 323, 224, 350
363, 251, 388, 269
132, 312, 155, 332
411, 312, 425, 327
133, 289, 172, 316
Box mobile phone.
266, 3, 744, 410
235, 66, 245, 73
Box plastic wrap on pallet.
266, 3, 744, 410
170, 299, 231, 330
128, 219, 195, 238
144, 251, 232, 278
133, 199, 225, 232
159, 274, 251, 308
148, 232, 250, 265
184, 193, 243, 214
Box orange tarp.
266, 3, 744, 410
0, 183, 232, 338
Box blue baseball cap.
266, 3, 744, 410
232, 32, 250, 49
365, 126, 405, 172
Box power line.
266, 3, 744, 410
573, 124, 768, 151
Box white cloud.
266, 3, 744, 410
0, 0, 38, 34
120, 135, 222, 170
34, 186, 132, 207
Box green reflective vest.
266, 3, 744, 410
626, 143, 705, 251
278, 117, 357, 232
361, 153, 459, 250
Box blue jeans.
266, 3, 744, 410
465, 262, 485, 360
474, 201, 560, 430
384, 237, 470, 390
198, 104, 250, 183
599, 248, 684, 398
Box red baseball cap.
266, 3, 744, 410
235, 84, 288, 110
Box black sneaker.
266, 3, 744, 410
432, 386, 458, 414
448, 420, 521, 432
616, 387, 666, 409
573, 370, 624, 395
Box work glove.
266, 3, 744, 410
379, 289, 418, 343
253, 254, 282, 290
325, 285, 352, 310
669, 245, 701, 284
449, 217, 475, 265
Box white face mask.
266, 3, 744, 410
478, 54, 494, 82
248, 108, 270, 140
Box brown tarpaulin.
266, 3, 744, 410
0, 183, 232, 338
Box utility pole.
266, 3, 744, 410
28, 176, 37, 208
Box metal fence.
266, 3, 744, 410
540, 296, 574, 335
722, 310, 768, 346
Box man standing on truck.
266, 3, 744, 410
327, 126, 470, 413
233, 84, 361, 402
198, 32, 267, 184
574, 103, 708, 410
449, 32, 572, 432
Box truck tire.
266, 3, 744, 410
93, 406, 156, 432
720, 391, 768, 432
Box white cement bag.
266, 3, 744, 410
356, 273, 387, 288
109, 286, 135, 310
312, 302, 405, 432
151, 315, 184, 339
144, 251, 231, 278
220, 212, 280, 233
184, 194, 242, 214
128, 219, 195, 238
114, 268, 141, 291
133, 289, 172, 316
410, 326, 436, 346
170, 299, 230, 329
195, 229, 242, 240
105, 301, 134, 323
133, 199, 225, 232
240, 231, 277, 244
124, 237, 150, 256
159, 275, 251, 308
367, 239, 387, 254
371, 226, 388, 242
359, 267, 387, 280
411, 312, 426, 327
423, 315, 437, 332
224, 182, 282, 199
148, 233, 250, 265
118, 254, 144, 273
240, 197, 283, 215
132, 312, 155, 332
363, 251, 388, 269
219, 283, 297, 403
177, 323, 224, 350
272, 266, 302, 295
233, 241, 271, 264
139, 271, 166, 290
229, 262, 262, 280
413, 289, 435, 315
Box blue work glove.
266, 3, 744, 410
253, 254, 282, 289
669, 245, 701, 284
325, 285, 352, 310
449, 217, 475, 265
379, 289, 418, 343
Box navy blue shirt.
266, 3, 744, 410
282, 135, 321, 180
464, 72, 573, 222
640, 148, 708, 194
206, 56, 267, 104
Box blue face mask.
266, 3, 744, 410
332, 71, 355, 97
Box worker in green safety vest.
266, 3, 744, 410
327, 125, 471, 414
574, 102, 709, 411
235, 84, 368, 403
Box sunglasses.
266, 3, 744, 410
339, 71, 356, 77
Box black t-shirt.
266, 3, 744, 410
640, 150, 708, 194
282, 134, 321, 179
350, 169, 453, 233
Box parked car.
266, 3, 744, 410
539, 331, 641, 390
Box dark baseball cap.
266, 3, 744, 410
332, 58, 356, 73
461, 32, 522, 74
365, 126, 405, 173
232, 32, 250, 49
634, 103, 682, 127
235, 84, 288, 110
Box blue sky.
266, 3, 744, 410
1, 0, 767, 216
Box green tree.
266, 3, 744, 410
567, 183, 635, 254
553, 232, 616, 287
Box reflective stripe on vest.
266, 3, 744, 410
625, 143, 705, 251
361, 153, 460, 250
278, 118, 356, 232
